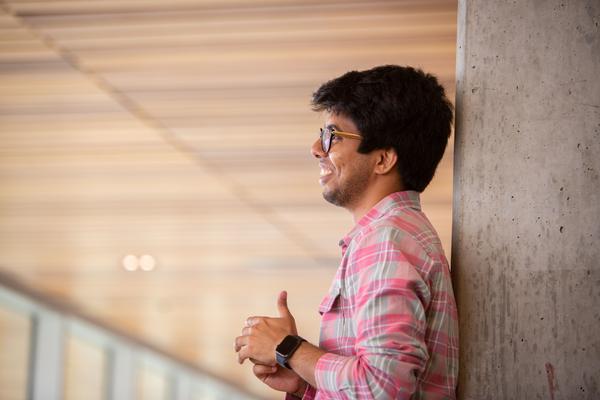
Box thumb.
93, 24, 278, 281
277, 290, 291, 318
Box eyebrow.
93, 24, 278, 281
325, 124, 340, 130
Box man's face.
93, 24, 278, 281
311, 112, 374, 208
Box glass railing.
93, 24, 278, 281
0, 284, 259, 400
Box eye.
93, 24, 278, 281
331, 134, 342, 142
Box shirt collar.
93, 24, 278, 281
338, 191, 422, 249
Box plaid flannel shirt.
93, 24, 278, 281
290, 191, 458, 399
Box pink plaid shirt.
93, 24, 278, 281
292, 191, 458, 399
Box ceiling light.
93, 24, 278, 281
139, 255, 156, 271
122, 255, 138, 271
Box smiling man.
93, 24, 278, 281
235, 65, 459, 399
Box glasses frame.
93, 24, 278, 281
319, 127, 362, 154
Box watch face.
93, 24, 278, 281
277, 335, 300, 354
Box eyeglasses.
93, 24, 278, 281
319, 127, 362, 154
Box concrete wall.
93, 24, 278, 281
452, 1, 600, 399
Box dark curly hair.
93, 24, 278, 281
311, 65, 453, 192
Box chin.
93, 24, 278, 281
322, 188, 346, 207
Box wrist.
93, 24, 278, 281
276, 335, 306, 369
289, 380, 307, 399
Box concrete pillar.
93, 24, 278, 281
452, 1, 600, 399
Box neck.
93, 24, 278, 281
348, 179, 404, 223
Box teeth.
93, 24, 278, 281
320, 167, 332, 176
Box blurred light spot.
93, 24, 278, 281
139, 255, 156, 271
122, 255, 138, 271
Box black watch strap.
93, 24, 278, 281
275, 335, 306, 369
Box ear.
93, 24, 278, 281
373, 148, 398, 175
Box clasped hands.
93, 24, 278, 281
234, 290, 306, 395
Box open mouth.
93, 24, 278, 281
319, 164, 334, 185
320, 166, 332, 177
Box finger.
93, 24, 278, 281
277, 290, 292, 318
234, 335, 248, 353
242, 326, 252, 336
253, 363, 278, 377
249, 357, 276, 366
237, 345, 250, 364
245, 316, 267, 327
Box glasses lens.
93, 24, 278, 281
320, 128, 332, 153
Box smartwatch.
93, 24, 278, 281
275, 335, 306, 369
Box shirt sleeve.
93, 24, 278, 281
284, 384, 316, 400
314, 228, 432, 399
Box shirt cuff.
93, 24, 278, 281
314, 352, 349, 392
284, 384, 315, 400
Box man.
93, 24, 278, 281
235, 65, 458, 399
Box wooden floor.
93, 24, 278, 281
0, 1, 456, 398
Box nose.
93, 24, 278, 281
311, 137, 326, 159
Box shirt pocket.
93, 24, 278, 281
319, 283, 341, 315
319, 283, 355, 355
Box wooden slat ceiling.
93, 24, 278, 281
0, 1, 456, 398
